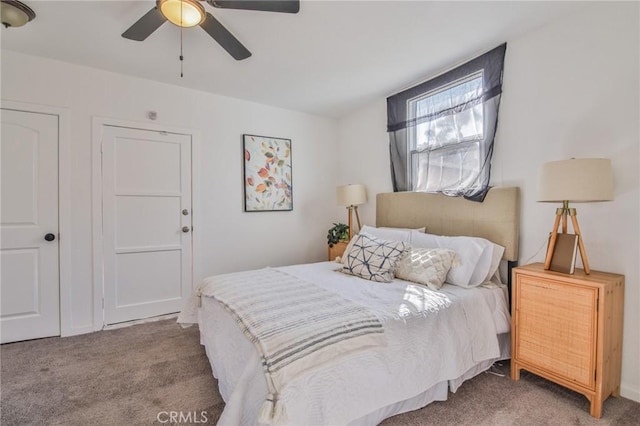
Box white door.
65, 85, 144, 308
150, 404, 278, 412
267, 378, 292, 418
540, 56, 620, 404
102, 126, 192, 325
1, 109, 60, 343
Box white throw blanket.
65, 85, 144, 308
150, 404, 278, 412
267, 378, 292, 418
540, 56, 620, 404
180, 268, 386, 425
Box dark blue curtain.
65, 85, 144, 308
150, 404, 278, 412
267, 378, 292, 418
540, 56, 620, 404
387, 43, 506, 202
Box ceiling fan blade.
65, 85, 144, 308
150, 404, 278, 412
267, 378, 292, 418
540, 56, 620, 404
200, 12, 252, 60
207, 0, 300, 14
122, 7, 167, 41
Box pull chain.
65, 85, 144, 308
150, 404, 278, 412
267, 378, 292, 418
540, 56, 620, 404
179, 0, 184, 78
180, 26, 184, 78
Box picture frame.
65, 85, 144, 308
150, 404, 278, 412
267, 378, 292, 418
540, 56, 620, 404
243, 134, 293, 212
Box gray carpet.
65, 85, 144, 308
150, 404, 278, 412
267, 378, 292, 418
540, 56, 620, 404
1, 319, 638, 425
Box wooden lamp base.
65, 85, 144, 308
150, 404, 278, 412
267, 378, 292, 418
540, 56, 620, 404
543, 201, 590, 274
346, 205, 362, 240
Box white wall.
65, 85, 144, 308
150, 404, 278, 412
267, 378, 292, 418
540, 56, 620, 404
337, 3, 640, 401
1, 51, 339, 334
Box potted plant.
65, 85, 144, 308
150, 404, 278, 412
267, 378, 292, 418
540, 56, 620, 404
327, 223, 349, 247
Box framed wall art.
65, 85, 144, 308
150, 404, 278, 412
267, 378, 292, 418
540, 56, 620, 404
243, 134, 292, 212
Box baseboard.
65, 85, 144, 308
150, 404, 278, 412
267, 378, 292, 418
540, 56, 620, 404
102, 313, 179, 330
61, 324, 94, 338
620, 383, 640, 402
58, 313, 181, 336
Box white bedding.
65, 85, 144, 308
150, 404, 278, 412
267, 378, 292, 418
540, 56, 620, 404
181, 261, 511, 425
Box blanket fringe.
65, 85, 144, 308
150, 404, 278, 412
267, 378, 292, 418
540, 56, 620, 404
258, 394, 275, 424
258, 394, 288, 425
273, 398, 288, 425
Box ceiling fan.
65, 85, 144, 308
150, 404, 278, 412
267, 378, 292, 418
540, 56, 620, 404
122, 0, 300, 60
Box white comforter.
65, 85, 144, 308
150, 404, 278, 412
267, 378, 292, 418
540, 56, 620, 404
180, 261, 511, 425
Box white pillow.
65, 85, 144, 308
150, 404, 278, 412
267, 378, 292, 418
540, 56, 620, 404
341, 225, 414, 265
379, 226, 426, 233
341, 233, 407, 283
341, 226, 427, 265
410, 231, 504, 288
483, 242, 505, 284
359, 225, 412, 243
395, 247, 456, 290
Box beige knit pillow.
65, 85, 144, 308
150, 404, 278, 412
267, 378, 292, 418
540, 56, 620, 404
394, 247, 456, 290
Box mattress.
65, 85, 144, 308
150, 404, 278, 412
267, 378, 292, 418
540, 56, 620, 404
183, 261, 511, 425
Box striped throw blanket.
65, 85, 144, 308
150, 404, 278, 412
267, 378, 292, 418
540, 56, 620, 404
196, 267, 386, 425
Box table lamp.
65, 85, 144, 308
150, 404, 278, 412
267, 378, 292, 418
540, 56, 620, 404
336, 184, 367, 240
538, 158, 614, 274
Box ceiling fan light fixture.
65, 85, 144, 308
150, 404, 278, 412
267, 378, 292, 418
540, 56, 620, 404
159, 0, 205, 28
1, 0, 36, 28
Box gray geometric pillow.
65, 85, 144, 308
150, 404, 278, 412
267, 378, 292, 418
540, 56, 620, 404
342, 233, 407, 283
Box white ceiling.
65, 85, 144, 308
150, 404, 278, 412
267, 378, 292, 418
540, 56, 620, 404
1, 1, 591, 118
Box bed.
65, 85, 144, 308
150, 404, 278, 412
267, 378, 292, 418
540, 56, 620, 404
179, 186, 520, 425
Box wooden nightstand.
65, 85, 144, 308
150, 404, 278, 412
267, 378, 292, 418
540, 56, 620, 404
328, 241, 348, 261
511, 263, 624, 418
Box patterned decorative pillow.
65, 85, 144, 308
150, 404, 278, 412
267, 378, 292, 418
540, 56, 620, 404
342, 233, 407, 283
395, 247, 457, 290
339, 234, 359, 264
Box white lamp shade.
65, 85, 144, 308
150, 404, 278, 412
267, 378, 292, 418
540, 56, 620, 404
538, 158, 614, 203
337, 184, 367, 206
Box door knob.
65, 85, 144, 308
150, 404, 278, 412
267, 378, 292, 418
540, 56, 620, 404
182, 226, 190, 233
44, 233, 56, 242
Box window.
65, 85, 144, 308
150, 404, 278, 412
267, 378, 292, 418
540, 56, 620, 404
409, 72, 484, 192
387, 44, 506, 201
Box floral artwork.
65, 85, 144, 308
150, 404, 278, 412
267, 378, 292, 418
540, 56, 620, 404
243, 134, 292, 211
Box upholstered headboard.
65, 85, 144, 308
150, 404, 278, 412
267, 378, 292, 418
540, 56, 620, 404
376, 187, 520, 261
